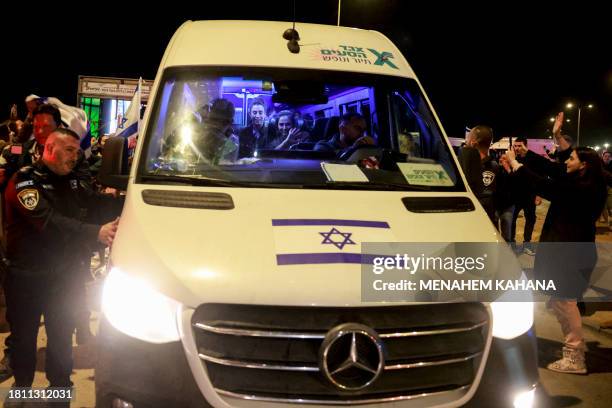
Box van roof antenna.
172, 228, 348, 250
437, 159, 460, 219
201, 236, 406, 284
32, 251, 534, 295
337, 0, 341, 26
283, 0, 300, 54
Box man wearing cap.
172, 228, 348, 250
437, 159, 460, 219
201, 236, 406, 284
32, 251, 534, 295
24, 95, 41, 120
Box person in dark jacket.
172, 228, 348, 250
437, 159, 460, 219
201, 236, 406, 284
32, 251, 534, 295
462, 125, 515, 240
0, 104, 95, 380
504, 132, 607, 374
237, 98, 276, 158
314, 113, 374, 156
509, 137, 539, 255
599, 150, 612, 228
3, 128, 121, 388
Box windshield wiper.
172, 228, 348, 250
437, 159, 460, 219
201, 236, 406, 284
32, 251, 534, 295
310, 182, 432, 191
140, 175, 435, 191
139, 174, 306, 189
140, 174, 251, 187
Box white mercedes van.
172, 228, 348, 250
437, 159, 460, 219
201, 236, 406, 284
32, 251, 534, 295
96, 21, 538, 408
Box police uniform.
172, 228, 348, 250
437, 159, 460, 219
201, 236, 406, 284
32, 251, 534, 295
3, 161, 121, 387
0, 139, 41, 379
480, 156, 516, 241
0, 143, 93, 380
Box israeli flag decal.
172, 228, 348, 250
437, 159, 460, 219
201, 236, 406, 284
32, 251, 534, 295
272, 219, 394, 266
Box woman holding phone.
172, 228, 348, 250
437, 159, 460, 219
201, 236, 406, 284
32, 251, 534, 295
501, 112, 607, 374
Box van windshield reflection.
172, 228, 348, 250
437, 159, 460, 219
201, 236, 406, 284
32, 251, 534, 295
139, 68, 463, 192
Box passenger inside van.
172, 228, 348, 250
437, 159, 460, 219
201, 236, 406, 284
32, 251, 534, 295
314, 113, 375, 156
198, 98, 239, 164
273, 110, 310, 150
238, 98, 277, 158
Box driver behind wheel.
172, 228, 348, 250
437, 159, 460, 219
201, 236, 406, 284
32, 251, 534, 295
314, 113, 374, 155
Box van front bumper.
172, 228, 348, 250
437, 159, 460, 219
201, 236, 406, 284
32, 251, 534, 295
96, 314, 539, 408
95, 317, 208, 408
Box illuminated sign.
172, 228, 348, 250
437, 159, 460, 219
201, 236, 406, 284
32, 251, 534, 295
78, 76, 153, 101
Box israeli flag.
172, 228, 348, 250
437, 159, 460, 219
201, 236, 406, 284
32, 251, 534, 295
116, 78, 142, 140
79, 124, 92, 158
271, 219, 396, 266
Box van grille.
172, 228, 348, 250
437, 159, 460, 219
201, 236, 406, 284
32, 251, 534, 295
191, 303, 489, 404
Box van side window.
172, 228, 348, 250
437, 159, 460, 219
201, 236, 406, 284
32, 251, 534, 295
391, 87, 457, 183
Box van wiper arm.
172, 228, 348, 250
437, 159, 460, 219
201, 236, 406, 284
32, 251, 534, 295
140, 174, 249, 187
139, 174, 305, 189
310, 182, 431, 191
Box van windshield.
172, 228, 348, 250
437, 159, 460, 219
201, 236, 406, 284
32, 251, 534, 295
138, 67, 464, 191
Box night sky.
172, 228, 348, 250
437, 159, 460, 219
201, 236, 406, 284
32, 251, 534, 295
2, 1, 610, 145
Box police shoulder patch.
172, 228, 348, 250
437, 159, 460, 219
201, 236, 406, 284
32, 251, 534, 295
482, 170, 496, 187
17, 189, 39, 210
16, 180, 34, 189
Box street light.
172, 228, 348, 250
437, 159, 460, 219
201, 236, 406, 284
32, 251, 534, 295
565, 101, 594, 146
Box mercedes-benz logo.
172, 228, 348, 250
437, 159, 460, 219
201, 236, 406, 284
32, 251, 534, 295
319, 323, 384, 391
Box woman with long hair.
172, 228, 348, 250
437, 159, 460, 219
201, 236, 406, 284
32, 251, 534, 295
503, 118, 607, 374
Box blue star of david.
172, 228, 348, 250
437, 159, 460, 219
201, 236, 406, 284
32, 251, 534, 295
319, 228, 356, 250
118, 116, 127, 129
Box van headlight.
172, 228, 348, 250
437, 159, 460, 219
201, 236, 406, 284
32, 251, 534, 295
102, 267, 181, 343
490, 271, 535, 340
490, 301, 534, 340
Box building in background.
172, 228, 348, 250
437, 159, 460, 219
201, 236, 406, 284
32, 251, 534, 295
77, 76, 152, 138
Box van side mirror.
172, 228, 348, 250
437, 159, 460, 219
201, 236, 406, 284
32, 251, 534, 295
97, 136, 129, 190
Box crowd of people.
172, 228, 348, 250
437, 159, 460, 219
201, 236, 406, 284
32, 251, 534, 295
0, 92, 608, 402
461, 111, 610, 375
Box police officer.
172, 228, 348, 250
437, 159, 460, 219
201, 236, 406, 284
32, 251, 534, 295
0, 103, 92, 380
3, 128, 121, 388
463, 125, 515, 241
0, 104, 61, 380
